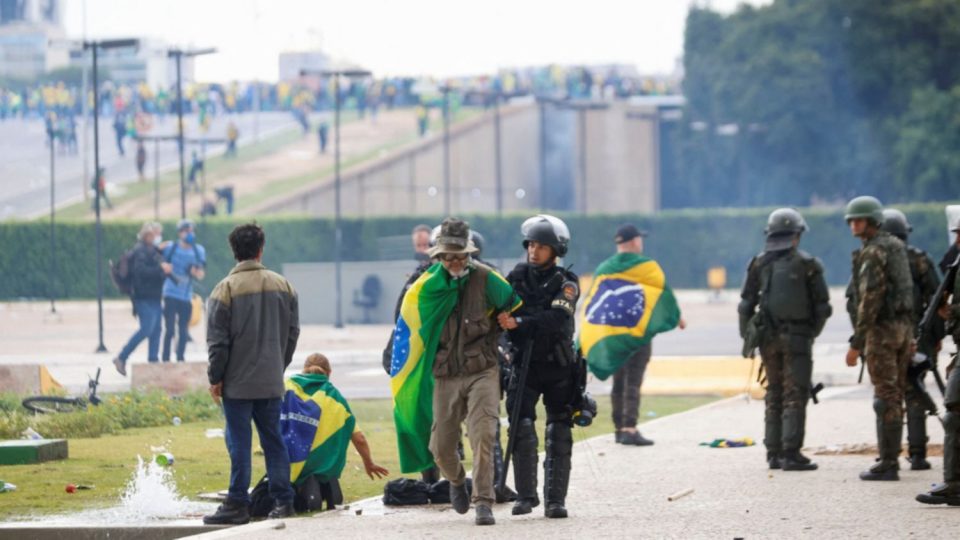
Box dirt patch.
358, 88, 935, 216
809, 443, 944, 457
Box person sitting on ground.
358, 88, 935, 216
282, 353, 389, 497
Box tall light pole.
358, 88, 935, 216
168, 47, 217, 219
439, 85, 453, 215
84, 38, 138, 354
301, 68, 371, 329
48, 128, 57, 314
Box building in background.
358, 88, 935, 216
68, 38, 195, 89
0, 0, 67, 80
278, 50, 331, 82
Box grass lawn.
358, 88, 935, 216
0, 394, 716, 521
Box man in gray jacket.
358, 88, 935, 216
203, 223, 300, 525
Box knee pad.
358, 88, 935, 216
873, 398, 889, 417
546, 410, 572, 426
945, 410, 960, 432
545, 422, 573, 454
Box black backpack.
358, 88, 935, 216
382, 478, 430, 506
249, 475, 343, 517
109, 248, 136, 296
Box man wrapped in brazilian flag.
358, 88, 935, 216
281, 353, 389, 510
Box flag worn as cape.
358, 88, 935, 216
579, 252, 681, 381
281, 373, 357, 484
389, 262, 520, 473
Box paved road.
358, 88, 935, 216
0, 111, 297, 221
0, 288, 893, 397
194, 385, 954, 539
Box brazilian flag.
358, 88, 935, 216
579, 253, 681, 380
390, 263, 520, 473
281, 373, 356, 483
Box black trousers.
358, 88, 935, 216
610, 344, 652, 430
506, 360, 577, 424
162, 296, 192, 361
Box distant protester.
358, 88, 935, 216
112, 222, 172, 375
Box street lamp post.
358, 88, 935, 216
537, 97, 607, 214
168, 47, 217, 219
84, 38, 138, 354
439, 85, 453, 216
48, 129, 56, 314
301, 68, 371, 329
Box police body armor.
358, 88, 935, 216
508, 262, 578, 365
763, 252, 814, 330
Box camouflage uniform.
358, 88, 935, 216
849, 230, 914, 477
740, 246, 831, 469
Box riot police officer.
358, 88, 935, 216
739, 208, 832, 471
917, 217, 960, 505
880, 209, 941, 470
498, 215, 580, 519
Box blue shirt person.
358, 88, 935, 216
162, 219, 206, 361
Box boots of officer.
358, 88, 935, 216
543, 421, 572, 518
906, 401, 931, 470
781, 408, 817, 471
861, 406, 901, 481
511, 418, 540, 515
493, 423, 517, 503
917, 408, 960, 504
764, 405, 783, 470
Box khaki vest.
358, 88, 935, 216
433, 264, 500, 378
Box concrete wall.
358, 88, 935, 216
264, 100, 666, 217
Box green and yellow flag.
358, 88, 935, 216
390, 263, 520, 473
281, 373, 356, 483
579, 253, 681, 380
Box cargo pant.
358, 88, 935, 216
429, 365, 500, 507
611, 344, 652, 430
759, 332, 813, 453
865, 320, 912, 423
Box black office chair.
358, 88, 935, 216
352, 274, 383, 324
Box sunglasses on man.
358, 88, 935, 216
438, 253, 469, 262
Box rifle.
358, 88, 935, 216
914, 252, 960, 397
497, 336, 535, 495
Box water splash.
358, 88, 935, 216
115, 455, 191, 520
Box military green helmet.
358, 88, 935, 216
880, 208, 911, 240
844, 196, 884, 225
764, 208, 807, 236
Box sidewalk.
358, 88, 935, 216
188, 385, 952, 540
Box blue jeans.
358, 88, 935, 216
118, 299, 162, 363
162, 296, 192, 361
222, 397, 294, 505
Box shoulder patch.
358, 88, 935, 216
562, 282, 579, 301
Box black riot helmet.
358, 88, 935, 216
764, 208, 807, 236
470, 230, 485, 259
521, 214, 570, 257
880, 208, 911, 241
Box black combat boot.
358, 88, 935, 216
543, 422, 572, 519
781, 409, 816, 471
493, 424, 518, 503
767, 451, 782, 470
916, 482, 960, 506
618, 430, 654, 446
203, 498, 250, 525
906, 401, 931, 470
860, 422, 901, 481
475, 504, 495, 525
450, 481, 470, 514
781, 450, 818, 471
511, 418, 540, 516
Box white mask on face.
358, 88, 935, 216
153, 235, 162, 246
